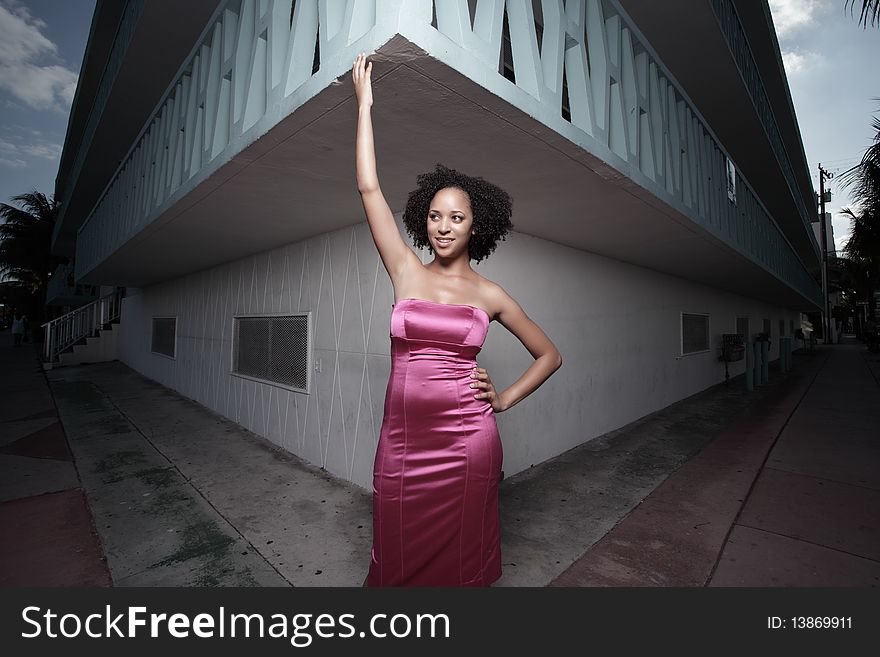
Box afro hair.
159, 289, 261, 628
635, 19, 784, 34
402, 163, 513, 263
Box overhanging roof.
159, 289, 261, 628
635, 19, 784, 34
79, 46, 819, 311
618, 0, 819, 269
53, 0, 221, 256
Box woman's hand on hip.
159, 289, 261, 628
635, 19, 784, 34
352, 52, 373, 109
470, 367, 507, 413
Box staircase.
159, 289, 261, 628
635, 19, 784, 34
41, 288, 124, 369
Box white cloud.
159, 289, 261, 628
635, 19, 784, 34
21, 141, 61, 158
781, 49, 825, 75
0, 135, 62, 165
0, 1, 78, 112
769, 0, 829, 40
0, 157, 27, 168
1, 0, 47, 29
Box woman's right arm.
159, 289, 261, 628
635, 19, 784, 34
353, 53, 417, 282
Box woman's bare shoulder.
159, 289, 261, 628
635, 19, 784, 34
478, 277, 520, 315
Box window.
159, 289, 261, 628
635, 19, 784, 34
736, 316, 749, 341
232, 313, 311, 393
151, 317, 177, 359
499, 7, 515, 83
726, 157, 737, 204
681, 312, 710, 355
763, 318, 771, 337
779, 319, 785, 337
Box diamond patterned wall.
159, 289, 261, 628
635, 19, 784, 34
119, 220, 395, 490
117, 218, 802, 491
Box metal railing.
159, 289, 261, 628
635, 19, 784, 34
41, 288, 125, 362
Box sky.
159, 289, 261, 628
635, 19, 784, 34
0, 0, 95, 204
0, 0, 876, 254
768, 0, 880, 252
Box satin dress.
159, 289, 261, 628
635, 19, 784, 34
367, 297, 503, 587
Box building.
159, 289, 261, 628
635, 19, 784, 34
51, 0, 822, 490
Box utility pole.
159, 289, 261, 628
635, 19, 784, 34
818, 163, 833, 343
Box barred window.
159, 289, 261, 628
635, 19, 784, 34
232, 314, 310, 393
151, 317, 177, 359
681, 312, 710, 355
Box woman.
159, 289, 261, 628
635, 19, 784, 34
11, 313, 25, 347
353, 52, 562, 586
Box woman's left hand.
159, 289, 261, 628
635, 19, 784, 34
470, 367, 506, 412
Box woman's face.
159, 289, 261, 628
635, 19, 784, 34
426, 187, 474, 258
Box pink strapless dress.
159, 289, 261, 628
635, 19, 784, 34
367, 298, 503, 587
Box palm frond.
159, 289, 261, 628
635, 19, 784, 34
0, 190, 59, 295
846, 0, 880, 27
838, 103, 880, 224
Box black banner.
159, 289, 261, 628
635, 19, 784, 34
2, 588, 875, 654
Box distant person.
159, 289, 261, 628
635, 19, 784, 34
11, 313, 24, 346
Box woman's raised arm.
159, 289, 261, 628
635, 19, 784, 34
353, 53, 417, 282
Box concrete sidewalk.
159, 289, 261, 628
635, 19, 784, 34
2, 331, 877, 587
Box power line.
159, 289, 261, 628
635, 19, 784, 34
811, 162, 860, 182
811, 156, 861, 165
810, 159, 860, 174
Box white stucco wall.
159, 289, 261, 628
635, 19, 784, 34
118, 217, 800, 490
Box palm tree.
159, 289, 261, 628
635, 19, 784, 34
846, 0, 880, 27
840, 206, 880, 314
841, 207, 880, 262
831, 252, 876, 330
837, 106, 880, 329
838, 112, 880, 212
0, 191, 67, 337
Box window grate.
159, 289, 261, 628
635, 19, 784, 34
151, 317, 176, 358
233, 314, 310, 392
682, 313, 710, 354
